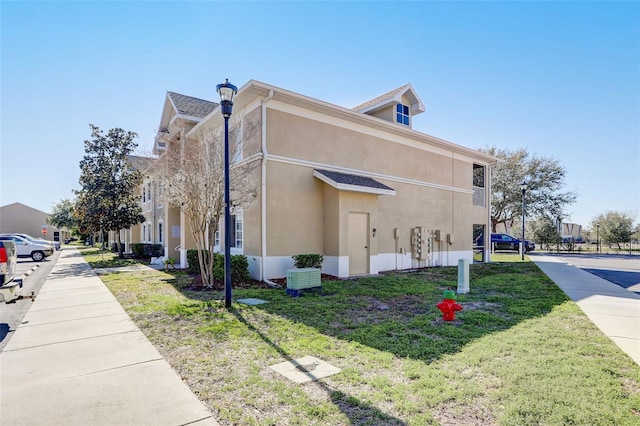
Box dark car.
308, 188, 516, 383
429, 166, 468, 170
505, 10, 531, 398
491, 233, 535, 252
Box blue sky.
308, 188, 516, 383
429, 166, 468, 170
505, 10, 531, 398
1, 1, 638, 228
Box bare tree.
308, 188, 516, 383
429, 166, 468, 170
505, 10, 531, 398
155, 114, 259, 287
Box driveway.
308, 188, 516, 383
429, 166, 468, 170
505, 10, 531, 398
530, 253, 640, 294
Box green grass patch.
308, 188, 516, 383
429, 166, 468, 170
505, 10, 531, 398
83, 249, 146, 268
90, 256, 640, 425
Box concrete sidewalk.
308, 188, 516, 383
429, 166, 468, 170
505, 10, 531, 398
531, 254, 640, 366
0, 248, 218, 425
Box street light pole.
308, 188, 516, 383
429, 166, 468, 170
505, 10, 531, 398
216, 79, 238, 309
520, 180, 527, 261
596, 223, 600, 254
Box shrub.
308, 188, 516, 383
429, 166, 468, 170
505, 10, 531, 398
186, 249, 249, 283
292, 253, 324, 269
186, 249, 205, 273
130, 243, 164, 258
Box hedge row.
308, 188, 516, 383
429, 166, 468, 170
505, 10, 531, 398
130, 243, 164, 258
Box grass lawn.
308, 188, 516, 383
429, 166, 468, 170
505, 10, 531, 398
87, 251, 640, 425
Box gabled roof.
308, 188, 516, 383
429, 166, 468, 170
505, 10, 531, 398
0, 202, 50, 215
313, 169, 396, 196
167, 92, 218, 119
351, 83, 426, 116
126, 155, 156, 173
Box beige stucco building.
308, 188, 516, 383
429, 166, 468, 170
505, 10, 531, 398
0, 202, 66, 243
136, 80, 497, 280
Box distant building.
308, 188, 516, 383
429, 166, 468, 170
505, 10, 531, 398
0, 202, 66, 243
561, 222, 583, 242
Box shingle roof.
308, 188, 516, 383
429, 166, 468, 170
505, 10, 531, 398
314, 169, 395, 192
167, 92, 218, 118
351, 85, 409, 112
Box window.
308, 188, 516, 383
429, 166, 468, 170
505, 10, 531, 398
234, 213, 243, 249
157, 183, 164, 209
473, 164, 486, 207
142, 222, 152, 243
473, 164, 485, 188
158, 222, 163, 243
396, 104, 410, 126
215, 211, 243, 249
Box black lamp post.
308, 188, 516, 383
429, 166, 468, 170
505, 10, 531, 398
520, 180, 528, 261
596, 223, 600, 254
216, 78, 238, 309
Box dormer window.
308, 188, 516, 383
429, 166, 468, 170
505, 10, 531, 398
396, 104, 410, 126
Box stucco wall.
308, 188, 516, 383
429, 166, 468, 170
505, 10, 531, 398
255, 105, 488, 277
265, 162, 324, 256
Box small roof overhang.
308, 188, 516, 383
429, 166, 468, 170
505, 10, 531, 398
313, 169, 396, 196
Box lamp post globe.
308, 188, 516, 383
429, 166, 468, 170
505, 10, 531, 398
216, 78, 238, 309
520, 180, 528, 261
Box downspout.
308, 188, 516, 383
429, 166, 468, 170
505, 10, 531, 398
260, 90, 276, 286
487, 163, 493, 263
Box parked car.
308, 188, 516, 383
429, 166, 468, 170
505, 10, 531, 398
4, 233, 60, 250
491, 233, 535, 252
0, 235, 54, 261
0, 240, 17, 286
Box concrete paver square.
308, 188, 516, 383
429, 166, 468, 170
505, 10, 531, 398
269, 355, 341, 384
237, 298, 269, 305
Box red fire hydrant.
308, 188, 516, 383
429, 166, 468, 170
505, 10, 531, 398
437, 289, 463, 321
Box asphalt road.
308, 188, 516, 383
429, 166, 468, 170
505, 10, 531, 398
0, 249, 61, 352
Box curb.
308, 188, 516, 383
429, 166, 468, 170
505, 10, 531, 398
21, 264, 40, 280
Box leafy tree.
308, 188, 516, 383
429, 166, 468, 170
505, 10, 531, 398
531, 216, 560, 251
74, 125, 145, 257
589, 211, 636, 249
48, 198, 77, 233
479, 147, 577, 232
